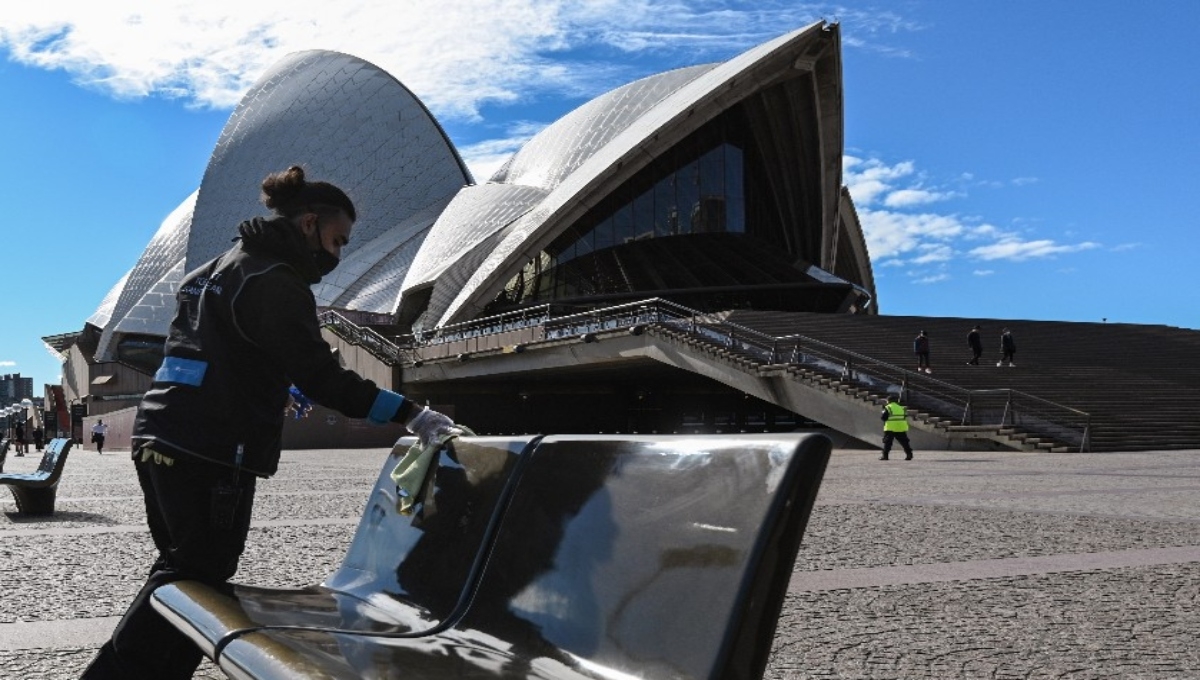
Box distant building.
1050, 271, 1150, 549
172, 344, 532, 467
0, 374, 34, 403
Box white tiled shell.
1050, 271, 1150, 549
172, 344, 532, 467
188, 50, 472, 310
95, 50, 471, 360
436, 21, 834, 325
86, 271, 131, 331
93, 191, 196, 359
110, 259, 186, 338
400, 183, 549, 319
395, 66, 713, 325
488, 64, 713, 191
91, 21, 857, 356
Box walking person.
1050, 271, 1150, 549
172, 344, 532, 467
998, 328, 1017, 367
81, 165, 459, 680
879, 394, 914, 461
914, 330, 932, 374
91, 419, 109, 454
967, 325, 983, 365
14, 421, 26, 456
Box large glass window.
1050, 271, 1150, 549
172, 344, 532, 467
497, 115, 765, 307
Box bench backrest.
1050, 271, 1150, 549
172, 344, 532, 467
36, 438, 73, 480
238, 436, 534, 633
443, 434, 830, 680
0, 439, 7, 472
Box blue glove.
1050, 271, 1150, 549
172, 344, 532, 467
287, 385, 314, 419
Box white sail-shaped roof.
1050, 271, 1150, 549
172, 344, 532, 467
94, 191, 196, 359
87, 20, 872, 367
95, 49, 471, 360
433, 21, 841, 325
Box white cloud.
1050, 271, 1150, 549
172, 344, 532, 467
909, 244, 954, 264
849, 154, 1102, 283
0, 1, 579, 114
846, 156, 961, 209
969, 239, 1100, 261
857, 207, 966, 260
0, 3, 934, 191
0, 1, 864, 120
883, 187, 959, 208
0, 360, 15, 367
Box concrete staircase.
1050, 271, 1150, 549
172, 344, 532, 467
646, 321, 1042, 452
718, 311, 1200, 452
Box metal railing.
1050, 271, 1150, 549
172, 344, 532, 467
643, 304, 1091, 452
319, 310, 413, 365
320, 298, 1091, 451
411, 305, 554, 346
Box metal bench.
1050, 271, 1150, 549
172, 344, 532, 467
152, 433, 831, 679
0, 439, 8, 473
0, 437, 74, 515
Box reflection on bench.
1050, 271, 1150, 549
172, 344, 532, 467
0, 438, 73, 515
152, 434, 831, 679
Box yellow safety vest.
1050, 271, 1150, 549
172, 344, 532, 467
883, 402, 909, 432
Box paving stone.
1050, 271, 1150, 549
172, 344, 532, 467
2, 445, 1198, 679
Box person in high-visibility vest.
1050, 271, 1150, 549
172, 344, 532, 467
880, 395, 914, 461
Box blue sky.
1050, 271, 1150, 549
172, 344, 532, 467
0, 1, 1196, 390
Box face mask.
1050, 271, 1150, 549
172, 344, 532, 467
311, 220, 340, 276
312, 247, 339, 276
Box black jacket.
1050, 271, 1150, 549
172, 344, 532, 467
133, 216, 413, 476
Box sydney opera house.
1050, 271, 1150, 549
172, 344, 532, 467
40, 16, 1200, 455
47, 21, 891, 447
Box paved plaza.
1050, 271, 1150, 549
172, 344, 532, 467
2, 441, 1199, 679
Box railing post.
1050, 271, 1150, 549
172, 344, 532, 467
962, 392, 972, 426
1001, 390, 1013, 426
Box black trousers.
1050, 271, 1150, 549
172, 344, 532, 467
881, 430, 913, 458
82, 453, 256, 679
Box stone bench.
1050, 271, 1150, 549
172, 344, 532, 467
152, 433, 831, 679
0, 438, 73, 515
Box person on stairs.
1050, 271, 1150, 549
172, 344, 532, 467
998, 328, 1017, 367
967, 325, 983, 365
914, 330, 932, 374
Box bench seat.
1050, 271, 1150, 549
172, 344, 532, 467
154, 434, 831, 680
0, 438, 73, 514
153, 436, 534, 660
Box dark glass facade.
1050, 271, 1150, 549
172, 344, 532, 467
492, 109, 815, 312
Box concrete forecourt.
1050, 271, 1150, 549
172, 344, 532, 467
2, 444, 1199, 678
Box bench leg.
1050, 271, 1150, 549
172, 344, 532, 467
10, 486, 58, 515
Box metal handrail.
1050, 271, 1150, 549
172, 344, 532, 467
667, 312, 1090, 451
320, 298, 1091, 451
318, 310, 413, 365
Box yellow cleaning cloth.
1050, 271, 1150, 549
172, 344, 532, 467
390, 427, 474, 515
